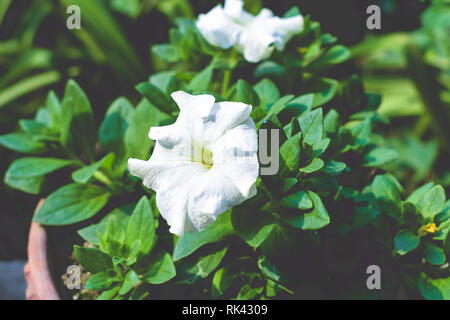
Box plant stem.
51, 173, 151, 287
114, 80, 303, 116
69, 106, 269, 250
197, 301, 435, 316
221, 69, 232, 97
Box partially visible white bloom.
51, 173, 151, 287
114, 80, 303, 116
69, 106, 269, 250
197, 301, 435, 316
128, 91, 259, 237
196, 0, 303, 63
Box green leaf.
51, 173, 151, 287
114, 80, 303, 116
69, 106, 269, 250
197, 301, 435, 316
74, 245, 112, 273
363, 148, 399, 167
324, 109, 340, 134
349, 119, 371, 147
299, 158, 324, 173
0, 133, 46, 153
60, 80, 97, 160
211, 267, 234, 299
174, 211, 233, 261
236, 79, 260, 106
4, 175, 44, 195
372, 173, 403, 204
312, 78, 339, 107
283, 191, 330, 230
5, 157, 72, 178
254, 78, 280, 108
418, 185, 446, 219
135, 81, 174, 115
309, 45, 351, 71
237, 284, 264, 300
299, 108, 323, 145
188, 65, 213, 93
231, 208, 277, 248
33, 183, 110, 225
423, 242, 446, 265
99, 97, 134, 168
119, 270, 141, 295
78, 203, 134, 246
322, 160, 347, 175
418, 273, 450, 300
85, 271, 119, 291
394, 230, 420, 255
407, 182, 435, 205
142, 252, 176, 284
267, 95, 294, 117
126, 196, 156, 256
97, 286, 121, 300
152, 44, 180, 63
125, 99, 171, 160
72, 153, 115, 184
176, 246, 228, 285
258, 255, 286, 283
279, 132, 302, 175
280, 190, 313, 210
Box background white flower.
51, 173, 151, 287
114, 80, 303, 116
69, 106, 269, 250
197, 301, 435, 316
128, 91, 259, 236
196, 0, 304, 63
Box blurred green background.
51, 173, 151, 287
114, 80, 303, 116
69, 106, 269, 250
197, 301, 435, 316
0, 0, 448, 260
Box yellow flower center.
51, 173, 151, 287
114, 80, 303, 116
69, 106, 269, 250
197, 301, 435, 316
417, 223, 439, 236
201, 147, 213, 168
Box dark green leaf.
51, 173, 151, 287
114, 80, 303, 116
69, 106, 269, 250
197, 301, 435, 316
74, 245, 112, 273
33, 183, 110, 225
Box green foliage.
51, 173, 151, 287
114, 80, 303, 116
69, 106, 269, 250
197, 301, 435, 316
1, 1, 448, 301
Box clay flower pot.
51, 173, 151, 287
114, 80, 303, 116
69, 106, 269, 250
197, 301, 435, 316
24, 199, 60, 300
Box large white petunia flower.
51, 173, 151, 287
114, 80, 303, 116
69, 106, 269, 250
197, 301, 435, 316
128, 91, 259, 236
196, 0, 303, 63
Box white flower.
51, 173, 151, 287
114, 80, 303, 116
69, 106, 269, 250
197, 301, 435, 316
128, 91, 259, 236
196, 0, 303, 63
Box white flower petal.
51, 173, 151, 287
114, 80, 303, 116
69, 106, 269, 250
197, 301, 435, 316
211, 118, 259, 197
172, 91, 252, 147
196, 5, 241, 49
187, 169, 246, 232
128, 158, 208, 236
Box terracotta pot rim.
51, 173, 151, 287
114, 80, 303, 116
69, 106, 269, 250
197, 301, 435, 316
24, 199, 60, 300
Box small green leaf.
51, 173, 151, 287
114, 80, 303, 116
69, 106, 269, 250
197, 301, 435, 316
236, 284, 264, 300
5, 157, 73, 178
74, 245, 112, 274
394, 230, 420, 255
312, 78, 339, 107
283, 191, 330, 230
423, 242, 446, 265
418, 185, 446, 219
85, 272, 119, 291
236, 79, 260, 106
174, 211, 233, 261
152, 44, 180, 63
418, 273, 450, 300
188, 65, 213, 93
135, 81, 174, 115
33, 183, 110, 225
322, 160, 347, 175
254, 78, 280, 108
119, 270, 141, 295
231, 208, 277, 248
60, 80, 97, 160
99, 97, 134, 168
280, 190, 313, 210
142, 252, 176, 284
299, 108, 323, 145
72, 153, 115, 184
363, 148, 399, 167
0, 133, 46, 153
212, 267, 234, 299
279, 132, 302, 175
125, 99, 171, 160
176, 246, 228, 285
126, 196, 156, 256
299, 158, 324, 173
